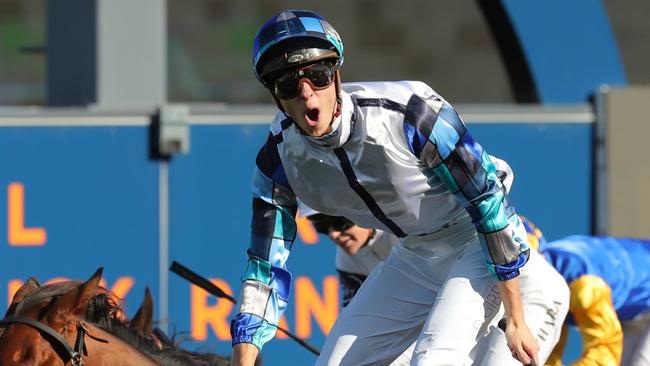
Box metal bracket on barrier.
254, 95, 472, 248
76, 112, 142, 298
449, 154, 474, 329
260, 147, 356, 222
153, 104, 190, 158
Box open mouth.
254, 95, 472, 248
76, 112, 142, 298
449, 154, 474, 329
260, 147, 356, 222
305, 108, 320, 126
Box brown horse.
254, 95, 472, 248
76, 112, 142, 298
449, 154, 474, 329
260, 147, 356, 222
0, 268, 230, 366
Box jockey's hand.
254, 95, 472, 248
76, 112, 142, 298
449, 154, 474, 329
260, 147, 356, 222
505, 319, 539, 366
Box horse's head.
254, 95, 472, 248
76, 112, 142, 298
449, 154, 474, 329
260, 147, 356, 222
0, 270, 232, 366
0, 268, 104, 365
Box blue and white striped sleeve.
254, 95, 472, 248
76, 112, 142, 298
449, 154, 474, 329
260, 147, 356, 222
402, 92, 529, 281
230, 132, 297, 350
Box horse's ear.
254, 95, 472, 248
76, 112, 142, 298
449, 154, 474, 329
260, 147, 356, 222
71, 268, 104, 316
130, 286, 154, 336
11, 277, 41, 304
4, 277, 41, 317
49, 268, 103, 323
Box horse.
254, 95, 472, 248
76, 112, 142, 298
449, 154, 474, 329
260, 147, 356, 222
0, 268, 231, 366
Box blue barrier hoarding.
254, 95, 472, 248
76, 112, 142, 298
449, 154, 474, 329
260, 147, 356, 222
0, 125, 159, 317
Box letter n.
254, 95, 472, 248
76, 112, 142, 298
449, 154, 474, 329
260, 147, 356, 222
295, 275, 339, 338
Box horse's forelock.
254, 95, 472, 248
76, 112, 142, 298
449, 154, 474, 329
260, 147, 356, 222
85, 289, 127, 325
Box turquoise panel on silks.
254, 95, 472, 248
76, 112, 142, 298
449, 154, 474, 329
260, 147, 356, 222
230, 313, 278, 350
480, 151, 499, 184
502, 0, 627, 103
243, 257, 272, 284
274, 206, 296, 241
251, 320, 279, 350
476, 192, 508, 233
432, 164, 460, 193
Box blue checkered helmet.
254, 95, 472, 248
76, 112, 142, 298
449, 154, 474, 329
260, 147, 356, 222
253, 10, 344, 85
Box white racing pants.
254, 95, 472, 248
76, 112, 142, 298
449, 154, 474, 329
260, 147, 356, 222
316, 217, 499, 366
621, 310, 650, 366
473, 249, 569, 365
316, 217, 569, 366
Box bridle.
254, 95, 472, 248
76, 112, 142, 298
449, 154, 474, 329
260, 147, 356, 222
0, 316, 107, 366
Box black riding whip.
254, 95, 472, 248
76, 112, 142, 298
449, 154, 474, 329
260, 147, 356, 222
169, 261, 321, 356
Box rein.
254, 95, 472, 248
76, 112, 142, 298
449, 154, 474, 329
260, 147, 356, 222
0, 316, 108, 366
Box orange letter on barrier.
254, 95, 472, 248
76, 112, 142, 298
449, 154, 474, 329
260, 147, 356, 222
295, 276, 339, 338
7, 279, 24, 306
296, 209, 319, 245
100, 277, 135, 300
191, 279, 234, 341
8, 183, 47, 246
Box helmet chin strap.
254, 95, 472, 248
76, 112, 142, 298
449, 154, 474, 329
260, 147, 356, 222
331, 98, 341, 120
329, 70, 342, 124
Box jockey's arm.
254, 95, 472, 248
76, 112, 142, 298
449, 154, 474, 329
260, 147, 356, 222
231, 134, 298, 359
498, 277, 539, 365
231, 343, 259, 366
403, 94, 536, 363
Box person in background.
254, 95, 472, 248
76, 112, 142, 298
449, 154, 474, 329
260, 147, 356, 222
306, 212, 397, 307
522, 219, 650, 366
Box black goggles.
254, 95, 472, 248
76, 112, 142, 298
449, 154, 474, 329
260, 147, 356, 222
269, 62, 338, 100
307, 214, 354, 234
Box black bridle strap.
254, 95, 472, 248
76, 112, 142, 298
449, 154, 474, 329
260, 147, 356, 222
0, 316, 83, 365
75, 324, 86, 357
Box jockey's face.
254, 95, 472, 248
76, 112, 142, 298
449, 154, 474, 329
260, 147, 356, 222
277, 65, 338, 138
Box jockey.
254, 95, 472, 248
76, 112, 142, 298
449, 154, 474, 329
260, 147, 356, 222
522, 220, 650, 366
231, 9, 541, 366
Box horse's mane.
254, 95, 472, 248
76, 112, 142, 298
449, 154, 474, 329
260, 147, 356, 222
88, 293, 230, 366
14, 282, 229, 366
